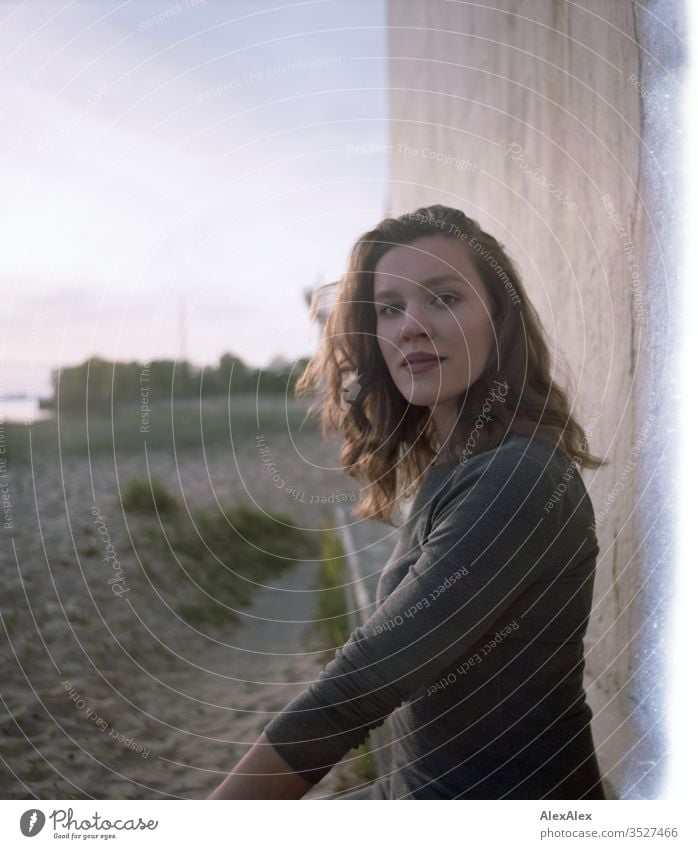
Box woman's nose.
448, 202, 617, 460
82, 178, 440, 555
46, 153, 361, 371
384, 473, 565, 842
399, 305, 432, 339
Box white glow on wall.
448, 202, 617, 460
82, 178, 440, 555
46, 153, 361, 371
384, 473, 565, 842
662, 0, 698, 801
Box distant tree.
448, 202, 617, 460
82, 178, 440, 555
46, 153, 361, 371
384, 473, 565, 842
267, 354, 292, 372
46, 350, 297, 412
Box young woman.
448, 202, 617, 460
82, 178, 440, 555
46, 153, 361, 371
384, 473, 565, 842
208, 204, 608, 800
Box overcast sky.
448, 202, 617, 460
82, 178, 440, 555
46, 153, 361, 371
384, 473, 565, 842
0, 0, 388, 396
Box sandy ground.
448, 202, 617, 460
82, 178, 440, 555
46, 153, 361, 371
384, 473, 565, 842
0, 420, 380, 799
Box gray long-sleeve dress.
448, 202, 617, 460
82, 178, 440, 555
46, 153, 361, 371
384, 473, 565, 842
263, 434, 606, 799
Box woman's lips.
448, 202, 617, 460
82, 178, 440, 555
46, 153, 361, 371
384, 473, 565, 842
402, 357, 446, 374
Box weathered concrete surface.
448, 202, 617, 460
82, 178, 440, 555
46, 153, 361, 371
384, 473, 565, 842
386, 0, 676, 798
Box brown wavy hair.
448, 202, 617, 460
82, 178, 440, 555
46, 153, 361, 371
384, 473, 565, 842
296, 204, 607, 524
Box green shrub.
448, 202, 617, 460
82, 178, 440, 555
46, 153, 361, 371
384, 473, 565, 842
154, 501, 320, 625
121, 477, 179, 515
316, 528, 352, 647
314, 526, 376, 784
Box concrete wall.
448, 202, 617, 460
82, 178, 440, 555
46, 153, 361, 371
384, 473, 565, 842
386, 0, 676, 798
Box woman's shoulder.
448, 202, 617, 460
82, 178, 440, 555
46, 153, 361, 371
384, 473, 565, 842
434, 433, 570, 478
428, 433, 590, 518
415, 434, 599, 566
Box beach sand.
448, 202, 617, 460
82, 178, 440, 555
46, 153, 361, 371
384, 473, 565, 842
0, 419, 378, 799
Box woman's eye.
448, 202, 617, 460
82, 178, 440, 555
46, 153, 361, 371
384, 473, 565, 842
377, 304, 402, 316
433, 293, 457, 307
377, 294, 457, 316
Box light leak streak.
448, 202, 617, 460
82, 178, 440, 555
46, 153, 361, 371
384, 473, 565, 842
662, 0, 698, 802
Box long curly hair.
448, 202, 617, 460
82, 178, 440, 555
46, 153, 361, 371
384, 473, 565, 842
297, 204, 607, 524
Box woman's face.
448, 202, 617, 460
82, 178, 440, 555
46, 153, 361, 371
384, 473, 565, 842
373, 234, 495, 442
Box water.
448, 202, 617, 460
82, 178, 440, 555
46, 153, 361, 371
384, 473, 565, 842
0, 397, 54, 425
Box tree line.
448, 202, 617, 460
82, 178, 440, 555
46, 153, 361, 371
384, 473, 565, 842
40, 353, 310, 412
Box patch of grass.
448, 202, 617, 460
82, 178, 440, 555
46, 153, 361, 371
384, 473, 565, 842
26, 757, 47, 781
315, 526, 377, 784
316, 528, 352, 646
66, 611, 92, 626
121, 477, 179, 515
2, 609, 18, 637
139, 559, 156, 580
177, 600, 237, 627
353, 741, 378, 783
140, 500, 321, 627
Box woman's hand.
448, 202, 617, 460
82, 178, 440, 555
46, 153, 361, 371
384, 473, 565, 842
207, 731, 316, 799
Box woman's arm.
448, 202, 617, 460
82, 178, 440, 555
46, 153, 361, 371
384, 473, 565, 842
207, 731, 315, 799
210, 440, 584, 795
260, 440, 588, 780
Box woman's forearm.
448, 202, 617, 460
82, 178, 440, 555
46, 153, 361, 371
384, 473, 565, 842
207, 731, 316, 799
